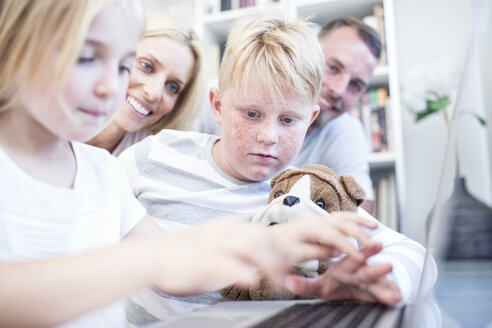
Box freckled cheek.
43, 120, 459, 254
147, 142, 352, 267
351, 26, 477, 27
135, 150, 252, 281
279, 134, 304, 163
226, 122, 254, 154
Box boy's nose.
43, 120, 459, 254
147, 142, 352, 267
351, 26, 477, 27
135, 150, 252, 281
257, 121, 279, 145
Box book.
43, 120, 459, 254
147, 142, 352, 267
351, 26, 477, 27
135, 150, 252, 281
374, 174, 398, 230
376, 175, 389, 226
240, 0, 255, 8
372, 3, 387, 66
360, 91, 372, 147
349, 87, 390, 153
221, 0, 231, 11
375, 87, 388, 151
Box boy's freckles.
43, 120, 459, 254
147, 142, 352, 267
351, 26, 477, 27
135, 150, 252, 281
215, 81, 314, 182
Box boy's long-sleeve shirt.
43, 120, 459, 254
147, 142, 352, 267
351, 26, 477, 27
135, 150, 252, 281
118, 129, 434, 326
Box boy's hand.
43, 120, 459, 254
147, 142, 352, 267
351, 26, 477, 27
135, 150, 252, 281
283, 242, 402, 305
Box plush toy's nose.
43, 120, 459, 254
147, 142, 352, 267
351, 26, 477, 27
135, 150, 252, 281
283, 195, 300, 207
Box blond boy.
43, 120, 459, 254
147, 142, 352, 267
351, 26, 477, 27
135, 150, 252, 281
119, 13, 425, 325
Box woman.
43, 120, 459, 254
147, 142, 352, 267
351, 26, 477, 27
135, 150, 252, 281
88, 13, 204, 155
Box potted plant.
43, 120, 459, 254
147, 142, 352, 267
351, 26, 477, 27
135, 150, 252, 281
401, 58, 490, 260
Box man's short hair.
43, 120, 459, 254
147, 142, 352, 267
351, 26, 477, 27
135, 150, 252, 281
319, 17, 381, 59
218, 14, 324, 105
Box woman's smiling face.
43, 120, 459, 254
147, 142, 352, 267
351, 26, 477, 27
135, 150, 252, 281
113, 36, 195, 132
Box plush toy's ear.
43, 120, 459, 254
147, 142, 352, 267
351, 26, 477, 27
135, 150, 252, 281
270, 168, 292, 188
340, 175, 366, 206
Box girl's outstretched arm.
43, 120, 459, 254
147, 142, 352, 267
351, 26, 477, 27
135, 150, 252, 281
0, 213, 375, 327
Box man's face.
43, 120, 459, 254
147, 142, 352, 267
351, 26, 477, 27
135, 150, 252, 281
315, 26, 378, 127
210, 78, 319, 182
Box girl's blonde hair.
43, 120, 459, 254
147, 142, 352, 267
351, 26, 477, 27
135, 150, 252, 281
218, 13, 324, 106
0, 0, 144, 113
144, 13, 205, 133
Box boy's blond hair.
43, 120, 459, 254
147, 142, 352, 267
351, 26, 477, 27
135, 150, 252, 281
0, 0, 144, 113
218, 14, 324, 105
145, 13, 205, 133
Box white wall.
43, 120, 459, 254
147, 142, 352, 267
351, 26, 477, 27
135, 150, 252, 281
394, 0, 491, 244
142, 0, 195, 28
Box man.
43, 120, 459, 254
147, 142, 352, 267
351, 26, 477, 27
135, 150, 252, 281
294, 17, 381, 214
197, 17, 380, 214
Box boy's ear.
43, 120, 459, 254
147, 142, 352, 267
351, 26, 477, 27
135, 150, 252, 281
310, 104, 320, 125
209, 87, 222, 125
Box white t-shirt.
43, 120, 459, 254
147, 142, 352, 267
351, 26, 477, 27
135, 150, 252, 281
0, 142, 146, 328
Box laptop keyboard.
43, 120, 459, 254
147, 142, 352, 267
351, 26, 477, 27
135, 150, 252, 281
251, 302, 388, 328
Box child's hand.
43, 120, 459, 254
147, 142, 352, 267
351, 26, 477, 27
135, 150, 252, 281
283, 242, 402, 305
267, 211, 377, 264
148, 219, 291, 296
149, 212, 377, 297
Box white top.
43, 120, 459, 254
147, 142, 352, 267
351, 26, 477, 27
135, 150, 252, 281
0, 142, 146, 328
294, 113, 374, 200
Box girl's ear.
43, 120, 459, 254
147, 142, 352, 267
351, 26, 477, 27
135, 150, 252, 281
209, 87, 222, 125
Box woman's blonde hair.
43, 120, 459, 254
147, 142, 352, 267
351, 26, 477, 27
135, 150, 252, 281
218, 13, 324, 105
0, 0, 144, 113
144, 13, 205, 133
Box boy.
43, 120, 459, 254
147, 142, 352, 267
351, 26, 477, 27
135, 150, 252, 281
119, 14, 427, 325
198, 17, 381, 213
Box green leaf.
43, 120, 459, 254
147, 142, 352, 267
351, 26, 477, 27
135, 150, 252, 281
415, 96, 451, 122
472, 113, 487, 126
427, 96, 451, 111
415, 108, 437, 122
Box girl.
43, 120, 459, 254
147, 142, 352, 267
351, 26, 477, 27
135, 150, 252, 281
88, 13, 205, 155
0, 0, 377, 327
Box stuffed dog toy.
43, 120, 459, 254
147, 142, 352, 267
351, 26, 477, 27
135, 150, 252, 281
220, 164, 366, 301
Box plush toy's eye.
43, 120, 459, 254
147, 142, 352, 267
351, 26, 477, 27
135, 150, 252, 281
268, 222, 278, 227
274, 192, 284, 198
316, 199, 325, 209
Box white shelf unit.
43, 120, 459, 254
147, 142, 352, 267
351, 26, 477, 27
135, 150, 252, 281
194, 0, 405, 230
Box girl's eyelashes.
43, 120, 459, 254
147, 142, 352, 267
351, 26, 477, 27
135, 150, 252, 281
119, 65, 131, 74
78, 44, 96, 64
120, 58, 135, 74
78, 56, 95, 64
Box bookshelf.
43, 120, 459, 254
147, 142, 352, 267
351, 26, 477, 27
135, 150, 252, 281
193, 0, 405, 231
